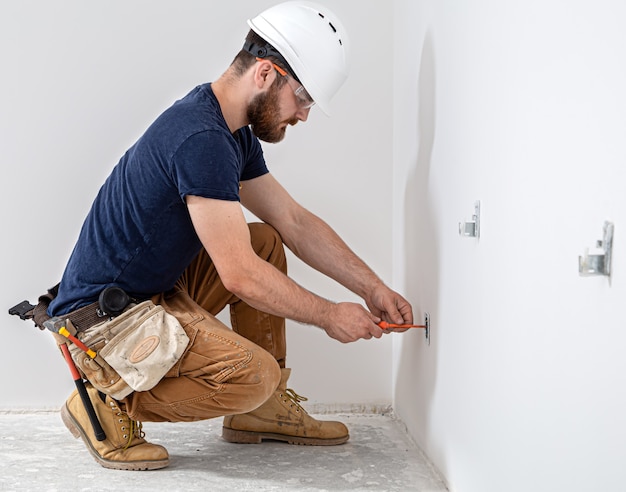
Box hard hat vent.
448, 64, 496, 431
318, 13, 342, 44
247, 1, 351, 116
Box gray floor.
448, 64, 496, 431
0, 411, 447, 492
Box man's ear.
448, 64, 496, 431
253, 59, 276, 89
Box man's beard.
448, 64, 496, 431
247, 81, 298, 143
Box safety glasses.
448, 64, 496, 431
256, 57, 315, 110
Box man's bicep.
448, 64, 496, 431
185, 195, 254, 276
240, 174, 302, 230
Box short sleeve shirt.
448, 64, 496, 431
49, 83, 268, 316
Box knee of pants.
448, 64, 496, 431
249, 222, 287, 274
236, 350, 281, 414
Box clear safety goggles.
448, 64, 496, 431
257, 57, 315, 110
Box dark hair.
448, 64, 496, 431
230, 30, 294, 86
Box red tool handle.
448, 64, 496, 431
58, 327, 96, 359
65, 333, 93, 356
59, 344, 106, 441
377, 321, 426, 329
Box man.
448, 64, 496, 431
50, 2, 413, 470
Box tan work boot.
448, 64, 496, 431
61, 384, 169, 470
222, 368, 349, 446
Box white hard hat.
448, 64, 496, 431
247, 1, 350, 116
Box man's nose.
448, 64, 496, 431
296, 106, 311, 122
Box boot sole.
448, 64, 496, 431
222, 426, 349, 446
61, 403, 169, 471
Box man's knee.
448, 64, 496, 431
248, 222, 286, 273
249, 221, 281, 242
232, 348, 281, 414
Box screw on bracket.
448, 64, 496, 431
459, 201, 480, 239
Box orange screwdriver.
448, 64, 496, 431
377, 321, 427, 330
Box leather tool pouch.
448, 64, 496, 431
68, 300, 189, 400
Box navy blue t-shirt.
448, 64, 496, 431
49, 83, 268, 316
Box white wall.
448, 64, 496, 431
1, 1, 394, 410
393, 1, 626, 491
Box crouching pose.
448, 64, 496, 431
43, 1, 412, 470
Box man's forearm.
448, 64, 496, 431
224, 253, 339, 328
227, 253, 387, 343
280, 209, 383, 303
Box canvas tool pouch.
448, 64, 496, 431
68, 300, 189, 400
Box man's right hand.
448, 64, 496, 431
322, 302, 384, 343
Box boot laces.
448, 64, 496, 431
109, 400, 145, 449
282, 388, 308, 413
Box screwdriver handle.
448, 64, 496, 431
378, 321, 426, 329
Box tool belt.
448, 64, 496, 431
24, 284, 104, 333
11, 284, 189, 400
68, 300, 189, 399
21, 284, 137, 333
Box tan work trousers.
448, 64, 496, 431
122, 223, 285, 423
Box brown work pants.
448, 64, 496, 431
122, 223, 285, 423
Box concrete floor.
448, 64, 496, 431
0, 411, 447, 492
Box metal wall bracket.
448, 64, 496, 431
579, 221, 614, 277
424, 312, 430, 345
459, 201, 480, 238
